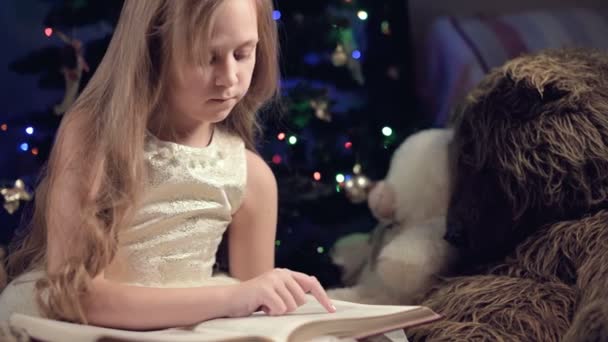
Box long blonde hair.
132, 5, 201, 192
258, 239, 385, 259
6, 0, 279, 323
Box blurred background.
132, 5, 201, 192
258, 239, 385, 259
1, 0, 607, 288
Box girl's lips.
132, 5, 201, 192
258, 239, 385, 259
209, 97, 235, 103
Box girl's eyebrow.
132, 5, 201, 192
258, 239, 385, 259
233, 39, 259, 51
239, 39, 259, 48
210, 38, 259, 52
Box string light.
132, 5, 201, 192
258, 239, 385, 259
357, 11, 368, 21
288, 136, 298, 145
275, 240, 281, 246
44, 27, 53, 37
336, 173, 345, 183
382, 126, 393, 137
272, 154, 282, 164
344, 141, 353, 149
345, 179, 355, 191
272, 10, 281, 20
20, 143, 29, 152
357, 176, 369, 187
25, 127, 34, 135
313, 172, 321, 181
31, 148, 39, 156
277, 132, 286, 141
351, 50, 361, 59
1, 124, 7, 131
353, 164, 362, 174
317, 246, 325, 254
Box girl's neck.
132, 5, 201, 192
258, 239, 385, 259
172, 123, 215, 149
149, 111, 215, 149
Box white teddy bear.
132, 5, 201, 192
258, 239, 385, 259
328, 128, 458, 305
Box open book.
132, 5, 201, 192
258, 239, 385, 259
9, 297, 441, 342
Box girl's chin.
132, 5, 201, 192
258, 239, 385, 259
203, 107, 234, 123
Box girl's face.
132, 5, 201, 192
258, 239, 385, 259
167, 0, 259, 129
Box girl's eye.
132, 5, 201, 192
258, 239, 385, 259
234, 50, 253, 61
209, 48, 254, 64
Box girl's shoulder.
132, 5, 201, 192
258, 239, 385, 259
213, 127, 245, 152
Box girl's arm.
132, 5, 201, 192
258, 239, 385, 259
84, 274, 237, 329
228, 150, 278, 280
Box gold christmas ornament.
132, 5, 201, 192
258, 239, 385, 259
1, 179, 32, 214
345, 174, 372, 204
331, 44, 365, 85
310, 99, 332, 122
331, 44, 348, 67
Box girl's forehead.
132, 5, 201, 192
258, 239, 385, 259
208, 0, 259, 43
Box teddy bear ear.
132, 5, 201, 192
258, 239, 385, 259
485, 72, 569, 122
540, 82, 570, 103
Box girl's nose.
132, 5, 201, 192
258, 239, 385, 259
215, 58, 238, 87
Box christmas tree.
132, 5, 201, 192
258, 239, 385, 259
255, 0, 423, 287
0, 0, 123, 248
1, 0, 423, 287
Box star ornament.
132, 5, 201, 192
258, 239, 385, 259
344, 174, 372, 204
1, 179, 33, 214
310, 99, 332, 122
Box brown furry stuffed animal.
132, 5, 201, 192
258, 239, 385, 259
0, 245, 7, 290
406, 49, 608, 341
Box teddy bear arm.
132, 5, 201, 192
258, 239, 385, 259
375, 228, 456, 300
565, 245, 608, 341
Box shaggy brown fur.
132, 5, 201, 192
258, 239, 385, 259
407, 49, 608, 341
0, 246, 7, 290
408, 275, 576, 341
494, 209, 608, 341
563, 299, 608, 342
444, 49, 608, 264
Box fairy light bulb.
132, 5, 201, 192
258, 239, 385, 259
382, 126, 393, 137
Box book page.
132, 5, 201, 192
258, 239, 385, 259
188, 296, 423, 341
10, 297, 434, 342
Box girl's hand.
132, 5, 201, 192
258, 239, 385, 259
228, 268, 336, 317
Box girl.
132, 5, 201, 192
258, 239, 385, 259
0, 0, 335, 330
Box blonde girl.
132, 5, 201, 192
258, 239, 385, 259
0, 0, 334, 329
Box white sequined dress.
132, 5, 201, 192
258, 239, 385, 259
0, 127, 246, 320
